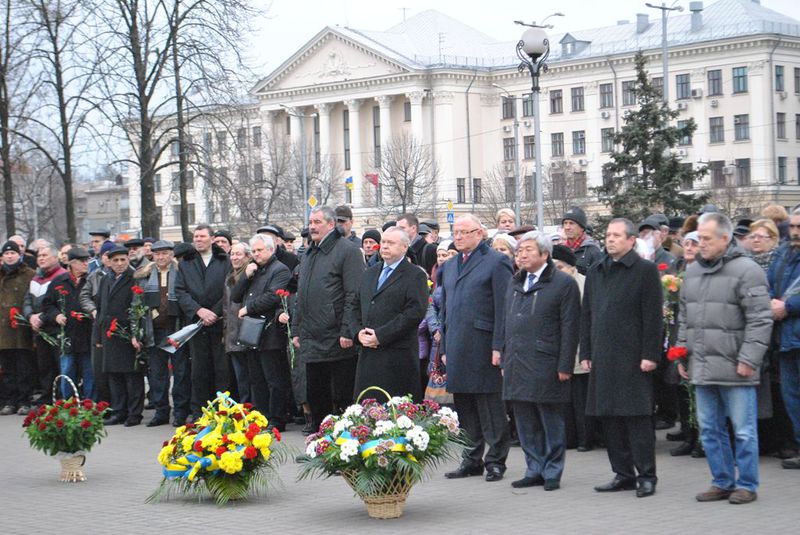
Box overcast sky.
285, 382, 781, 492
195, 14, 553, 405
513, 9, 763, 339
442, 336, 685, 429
246, 0, 800, 76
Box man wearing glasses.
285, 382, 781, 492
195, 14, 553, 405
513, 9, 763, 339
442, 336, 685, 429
440, 214, 513, 482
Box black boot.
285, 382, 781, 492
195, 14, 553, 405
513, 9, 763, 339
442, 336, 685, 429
301, 413, 315, 436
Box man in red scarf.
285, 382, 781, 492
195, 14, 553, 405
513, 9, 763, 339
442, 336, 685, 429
562, 207, 602, 275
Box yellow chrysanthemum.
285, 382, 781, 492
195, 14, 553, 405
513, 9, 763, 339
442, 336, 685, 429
218, 451, 243, 474
181, 435, 196, 452
246, 411, 268, 428
157, 445, 174, 466
260, 447, 271, 461
252, 433, 272, 449
200, 432, 222, 450
174, 425, 186, 435
228, 432, 246, 445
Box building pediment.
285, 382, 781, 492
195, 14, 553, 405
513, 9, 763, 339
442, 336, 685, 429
251, 29, 410, 95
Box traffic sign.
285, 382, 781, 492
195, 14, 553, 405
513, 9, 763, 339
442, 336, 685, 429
447, 200, 453, 211
307, 195, 318, 208
446, 212, 454, 224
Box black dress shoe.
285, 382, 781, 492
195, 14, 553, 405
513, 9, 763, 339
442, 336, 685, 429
577, 445, 593, 452
654, 419, 674, 430
670, 441, 694, 456
485, 466, 504, 482
146, 418, 168, 427
511, 475, 544, 488
124, 417, 142, 427
636, 480, 656, 498
103, 414, 126, 426
445, 463, 484, 479
594, 476, 637, 492
666, 430, 687, 442
544, 479, 561, 491
691, 444, 706, 458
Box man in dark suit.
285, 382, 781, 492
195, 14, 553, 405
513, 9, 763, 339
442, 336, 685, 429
351, 227, 428, 400
441, 214, 513, 482
580, 218, 663, 498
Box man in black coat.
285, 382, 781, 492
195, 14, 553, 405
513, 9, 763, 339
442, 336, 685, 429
96, 247, 144, 426
580, 218, 663, 498
232, 233, 292, 430
396, 213, 437, 275
292, 206, 365, 428
350, 226, 428, 400
441, 214, 513, 482
175, 224, 232, 418
502, 232, 581, 491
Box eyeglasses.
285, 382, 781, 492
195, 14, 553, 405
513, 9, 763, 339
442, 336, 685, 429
452, 229, 480, 237
749, 234, 772, 240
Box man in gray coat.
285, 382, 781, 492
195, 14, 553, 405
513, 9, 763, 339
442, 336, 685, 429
678, 212, 772, 505
441, 214, 513, 482
292, 206, 365, 429
502, 231, 580, 491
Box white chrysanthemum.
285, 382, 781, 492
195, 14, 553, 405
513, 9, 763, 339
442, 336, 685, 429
342, 404, 363, 418
338, 439, 360, 461
374, 420, 396, 435
437, 407, 457, 420
332, 418, 353, 437
405, 443, 413, 452
396, 415, 413, 429
388, 396, 407, 406
305, 442, 318, 458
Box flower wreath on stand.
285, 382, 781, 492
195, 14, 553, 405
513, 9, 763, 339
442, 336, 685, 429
147, 392, 288, 505
298, 387, 465, 519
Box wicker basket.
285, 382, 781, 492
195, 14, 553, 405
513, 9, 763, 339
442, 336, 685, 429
52, 375, 88, 483
341, 469, 414, 519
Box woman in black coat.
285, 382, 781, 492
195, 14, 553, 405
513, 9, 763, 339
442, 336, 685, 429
232, 234, 292, 430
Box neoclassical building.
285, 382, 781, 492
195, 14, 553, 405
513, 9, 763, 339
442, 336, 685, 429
127, 0, 800, 239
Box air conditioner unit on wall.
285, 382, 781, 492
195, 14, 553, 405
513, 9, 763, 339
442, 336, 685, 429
550, 161, 560, 169
578, 159, 589, 166
778, 91, 787, 100
503, 125, 512, 133
676, 102, 688, 110
677, 148, 688, 157
523, 120, 532, 127
691, 88, 703, 99
710, 99, 719, 107
723, 165, 736, 175
600, 110, 611, 119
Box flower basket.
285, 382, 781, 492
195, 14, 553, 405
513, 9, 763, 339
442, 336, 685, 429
298, 387, 464, 519
21, 375, 109, 483
146, 392, 287, 506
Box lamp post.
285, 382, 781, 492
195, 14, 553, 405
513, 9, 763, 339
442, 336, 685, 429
281, 104, 315, 225
492, 83, 521, 226
516, 23, 553, 231
646, 2, 684, 104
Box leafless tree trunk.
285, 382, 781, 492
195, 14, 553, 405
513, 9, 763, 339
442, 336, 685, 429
374, 133, 438, 214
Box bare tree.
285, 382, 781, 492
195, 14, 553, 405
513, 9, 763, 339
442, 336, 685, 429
372, 133, 438, 213
541, 159, 589, 225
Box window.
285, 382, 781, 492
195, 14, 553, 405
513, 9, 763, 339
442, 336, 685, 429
677, 120, 692, 145
676, 74, 690, 100
203, 132, 213, 154
343, 110, 350, 170
216, 130, 227, 153
551, 132, 564, 157
237, 165, 248, 182
798, 158, 800, 185
170, 141, 180, 157
710, 161, 726, 188
599, 83, 614, 108
572, 130, 586, 154
186, 171, 194, 190
796, 114, 800, 140
172, 204, 195, 226
404, 101, 411, 122
709, 117, 724, 143
550, 90, 563, 114
778, 156, 787, 184
252, 126, 261, 147
574, 172, 587, 197
652, 77, 663, 97
571, 87, 585, 112
735, 158, 751, 187
154, 173, 161, 193
472, 178, 482, 203
373, 106, 381, 166
524, 173, 535, 201
254, 163, 263, 182
502, 96, 516, 119
456, 177, 466, 203
237, 127, 247, 148
776, 65, 785, 92
622, 81, 636, 106
522, 93, 534, 117
504, 176, 515, 203
285, 115, 291, 135
707, 69, 722, 96
601, 128, 615, 152
734, 114, 750, 141
795, 67, 800, 94
503, 137, 516, 161
523, 135, 535, 159
777, 112, 787, 139
313, 115, 320, 173
680, 163, 694, 190
732, 66, 748, 93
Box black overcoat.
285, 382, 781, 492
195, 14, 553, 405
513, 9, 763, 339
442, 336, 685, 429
502, 261, 580, 403
580, 250, 663, 416
231, 256, 291, 351
41, 272, 93, 355
96, 268, 139, 373
175, 244, 231, 334
350, 259, 428, 400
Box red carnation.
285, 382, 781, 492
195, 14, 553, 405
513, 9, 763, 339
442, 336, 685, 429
243, 402, 253, 410
56, 419, 65, 428
248, 422, 260, 434
272, 427, 282, 442
69, 407, 79, 417
38, 405, 47, 416
82, 399, 94, 410
54, 285, 64, 291
132, 286, 144, 295
39, 423, 47, 431
44, 414, 54, 422
667, 346, 688, 362
215, 446, 228, 457
193, 441, 203, 453
56, 399, 64, 407
222, 434, 230, 445
96, 401, 109, 411
231, 412, 243, 421
80, 420, 91, 429
658, 263, 668, 272
243, 446, 258, 460
245, 429, 257, 442
167, 338, 180, 348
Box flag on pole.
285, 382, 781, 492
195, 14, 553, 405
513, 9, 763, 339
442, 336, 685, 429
365, 173, 379, 187
345, 176, 353, 190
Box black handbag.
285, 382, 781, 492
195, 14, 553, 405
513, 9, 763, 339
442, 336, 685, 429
237, 316, 271, 349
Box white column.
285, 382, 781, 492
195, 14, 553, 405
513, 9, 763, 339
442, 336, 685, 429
433, 91, 455, 210
376, 95, 393, 148
288, 108, 302, 147
261, 109, 275, 144
346, 99, 363, 206
315, 103, 332, 160
407, 91, 425, 142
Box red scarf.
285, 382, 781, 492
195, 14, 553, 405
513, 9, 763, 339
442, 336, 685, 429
565, 232, 586, 251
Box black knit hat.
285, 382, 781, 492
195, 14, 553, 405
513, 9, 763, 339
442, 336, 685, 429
562, 206, 588, 229
362, 229, 382, 244
1, 240, 20, 254
551, 244, 577, 267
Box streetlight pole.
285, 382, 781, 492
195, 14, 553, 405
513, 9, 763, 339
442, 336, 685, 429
646, 2, 684, 104
281, 105, 315, 225
492, 83, 521, 227
516, 18, 560, 231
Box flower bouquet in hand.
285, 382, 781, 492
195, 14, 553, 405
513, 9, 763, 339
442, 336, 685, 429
9, 306, 62, 351
22, 375, 109, 482
275, 289, 296, 367
147, 392, 288, 506
106, 286, 149, 369
667, 346, 698, 430
298, 387, 464, 518
160, 320, 204, 354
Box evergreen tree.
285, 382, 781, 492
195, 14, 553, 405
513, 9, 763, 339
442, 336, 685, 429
594, 51, 708, 224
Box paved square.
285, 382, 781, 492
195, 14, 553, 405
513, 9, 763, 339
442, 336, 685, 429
1, 413, 797, 534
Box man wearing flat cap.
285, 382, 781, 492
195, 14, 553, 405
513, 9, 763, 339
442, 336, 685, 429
257, 224, 299, 273
41, 248, 94, 400
213, 230, 233, 254
88, 230, 111, 273
335, 205, 360, 245
638, 215, 676, 271
561, 207, 602, 276
124, 238, 151, 270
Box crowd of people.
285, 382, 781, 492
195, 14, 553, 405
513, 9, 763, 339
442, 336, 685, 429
0, 201, 798, 505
